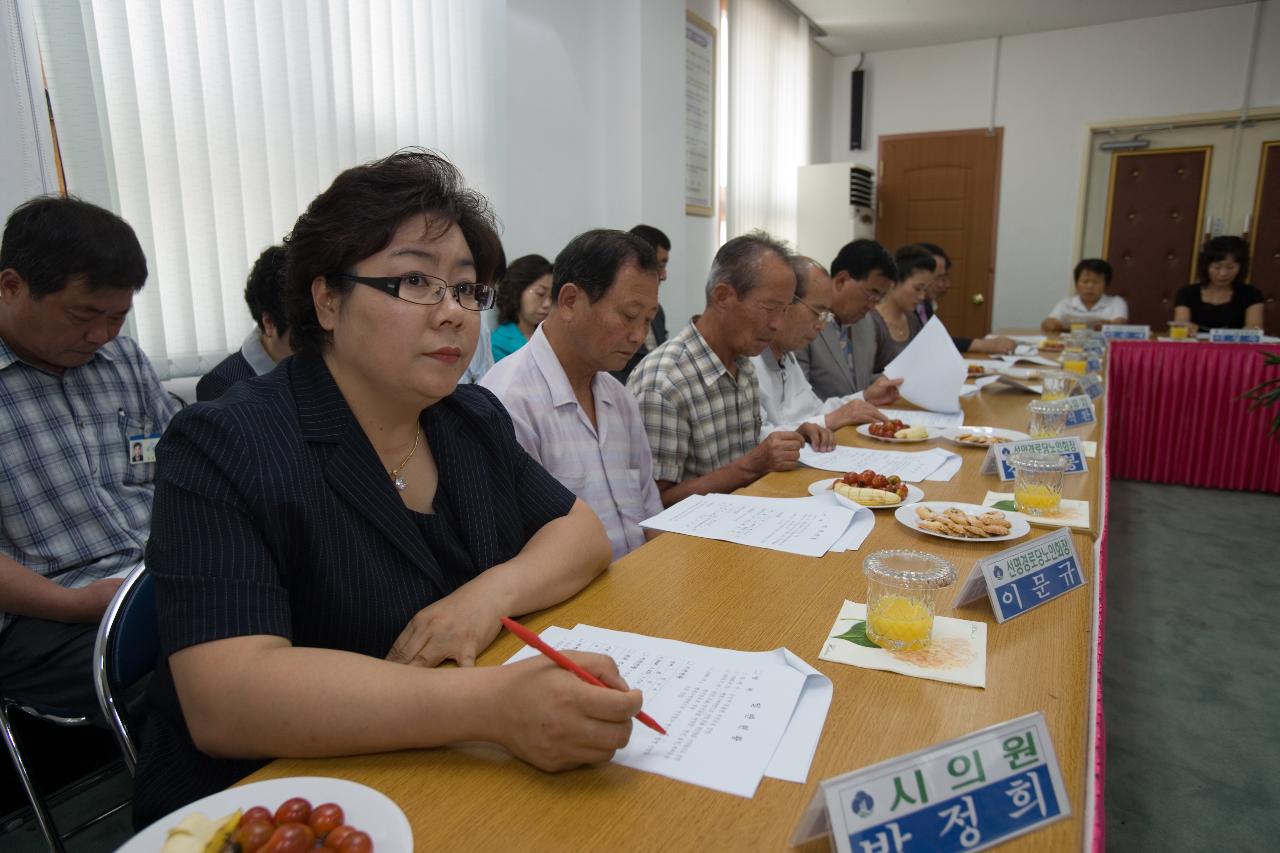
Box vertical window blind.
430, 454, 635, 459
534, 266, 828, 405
726, 0, 810, 247
33, 0, 505, 378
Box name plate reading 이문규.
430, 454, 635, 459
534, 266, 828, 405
980, 437, 1088, 482
791, 711, 1071, 852
952, 527, 1085, 622
1101, 324, 1149, 341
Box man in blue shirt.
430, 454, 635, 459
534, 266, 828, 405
0, 195, 177, 716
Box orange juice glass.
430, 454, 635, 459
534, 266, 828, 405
862, 550, 956, 651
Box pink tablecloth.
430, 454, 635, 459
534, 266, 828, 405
1106, 341, 1280, 493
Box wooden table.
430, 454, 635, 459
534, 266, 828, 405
242, 381, 1107, 851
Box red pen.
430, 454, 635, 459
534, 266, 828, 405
500, 616, 666, 735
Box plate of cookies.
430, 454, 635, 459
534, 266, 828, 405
894, 502, 1030, 543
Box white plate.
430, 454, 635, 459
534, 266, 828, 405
936, 426, 1030, 449
894, 501, 1031, 543
855, 423, 932, 443
808, 477, 924, 509
119, 776, 413, 851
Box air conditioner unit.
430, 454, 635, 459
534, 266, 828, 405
797, 161, 876, 269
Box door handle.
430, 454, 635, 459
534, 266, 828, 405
971, 294, 985, 306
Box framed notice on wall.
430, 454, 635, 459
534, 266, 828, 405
685, 10, 716, 216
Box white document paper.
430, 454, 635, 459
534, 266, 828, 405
799, 445, 952, 482
639, 494, 853, 557
802, 491, 877, 552
881, 316, 968, 413
919, 447, 963, 482
506, 624, 831, 797
877, 408, 964, 429
959, 383, 981, 397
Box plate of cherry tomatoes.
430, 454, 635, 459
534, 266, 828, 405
857, 419, 930, 443
121, 776, 412, 852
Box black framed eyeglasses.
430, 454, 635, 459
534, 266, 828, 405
792, 295, 834, 325
331, 273, 496, 311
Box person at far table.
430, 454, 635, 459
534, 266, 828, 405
795, 239, 904, 405
752, 255, 889, 444
1173, 235, 1264, 332
491, 254, 553, 361
611, 224, 671, 384
197, 245, 294, 401
628, 232, 828, 507
915, 241, 1016, 355
132, 150, 639, 828
483, 229, 664, 561
1041, 258, 1128, 333
0, 195, 179, 719
869, 246, 935, 374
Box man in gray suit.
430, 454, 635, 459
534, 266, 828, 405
796, 239, 903, 405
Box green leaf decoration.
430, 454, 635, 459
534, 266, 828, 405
992, 500, 1018, 511
835, 621, 881, 649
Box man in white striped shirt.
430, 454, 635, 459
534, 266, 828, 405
482, 230, 664, 561
753, 256, 889, 438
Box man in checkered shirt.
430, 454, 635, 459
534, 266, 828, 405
627, 232, 827, 507
0, 196, 178, 717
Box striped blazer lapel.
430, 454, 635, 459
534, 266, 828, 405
290, 356, 438, 582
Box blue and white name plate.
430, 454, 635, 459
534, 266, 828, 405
952, 527, 1086, 623
1076, 373, 1103, 400
1061, 395, 1096, 428
980, 437, 1088, 482
790, 711, 1071, 852
1209, 328, 1263, 343
1101, 324, 1149, 340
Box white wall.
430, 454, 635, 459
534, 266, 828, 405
824, 2, 1280, 329
505, 0, 716, 332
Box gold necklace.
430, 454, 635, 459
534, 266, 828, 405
388, 425, 421, 492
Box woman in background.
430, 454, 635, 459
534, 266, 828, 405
1174, 236, 1264, 332
870, 246, 933, 373
491, 254, 552, 361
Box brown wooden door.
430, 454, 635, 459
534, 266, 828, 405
1102, 147, 1210, 327
1250, 140, 1280, 334
877, 128, 1002, 339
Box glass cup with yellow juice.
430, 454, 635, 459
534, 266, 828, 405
1062, 356, 1088, 375
1041, 371, 1077, 400
1027, 399, 1069, 438
1011, 453, 1068, 516
862, 550, 956, 651
1069, 321, 1088, 334
1168, 321, 1192, 340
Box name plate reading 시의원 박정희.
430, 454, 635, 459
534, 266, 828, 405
790, 711, 1070, 853
1061, 395, 1096, 428
980, 436, 1088, 482
1209, 328, 1263, 343
1101, 324, 1149, 341
951, 527, 1085, 623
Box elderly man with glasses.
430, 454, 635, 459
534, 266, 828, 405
751, 256, 892, 446
795, 239, 904, 406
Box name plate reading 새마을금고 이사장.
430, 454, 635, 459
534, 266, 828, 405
980, 436, 1088, 482
1061, 395, 1095, 428
1101, 324, 1149, 340
1076, 372, 1103, 399
951, 527, 1085, 623
791, 711, 1071, 852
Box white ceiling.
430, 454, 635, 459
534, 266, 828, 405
792, 0, 1256, 56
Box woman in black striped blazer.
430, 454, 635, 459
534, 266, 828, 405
134, 150, 640, 826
